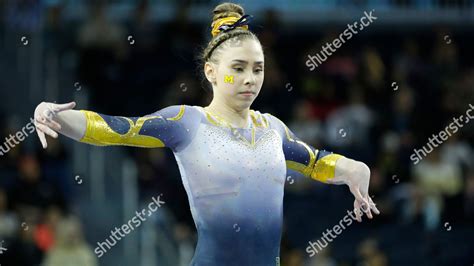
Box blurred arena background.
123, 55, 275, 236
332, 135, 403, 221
0, 0, 473, 265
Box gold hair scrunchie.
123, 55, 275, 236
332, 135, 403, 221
210, 15, 251, 37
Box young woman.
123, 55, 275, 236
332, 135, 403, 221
33, 3, 379, 265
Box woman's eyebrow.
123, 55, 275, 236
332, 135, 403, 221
231, 59, 264, 65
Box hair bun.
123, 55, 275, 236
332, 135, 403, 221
212, 3, 245, 23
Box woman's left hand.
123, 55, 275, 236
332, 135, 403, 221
334, 157, 380, 222
348, 162, 380, 222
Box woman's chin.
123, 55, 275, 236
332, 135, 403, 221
233, 100, 253, 110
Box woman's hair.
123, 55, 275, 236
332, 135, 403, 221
199, 3, 261, 91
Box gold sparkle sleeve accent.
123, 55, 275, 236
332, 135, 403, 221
310, 154, 344, 183
78, 110, 165, 148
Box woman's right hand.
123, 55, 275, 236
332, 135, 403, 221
34, 101, 76, 148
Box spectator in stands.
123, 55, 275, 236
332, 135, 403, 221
411, 149, 463, 230
0, 188, 18, 240
305, 247, 336, 266
43, 215, 98, 266
356, 238, 388, 266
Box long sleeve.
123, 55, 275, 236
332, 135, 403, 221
265, 114, 344, 183
78, 105, 200, 152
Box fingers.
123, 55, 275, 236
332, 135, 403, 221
354, 202, 371, 222
33, 101, 74, 149
351, 185, 378, 221
352, 195, 380, 223
35, 125, 48, 149
48, 119, 62, 131
354, 199, 372, 221
36, 114, 61, 131
37, 101, 75, 121
43, 118, 62, 131
36, 105, 63, 131
35, 122, 58, 139
350, 185, 369, 207
368, 196, 380, 215
353, 200, 362, 222
363, 195, 373, 219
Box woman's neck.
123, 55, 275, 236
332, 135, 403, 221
204, 101, 250, 128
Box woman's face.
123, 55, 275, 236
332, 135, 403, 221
206, 38, 265, 110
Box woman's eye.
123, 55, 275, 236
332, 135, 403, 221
233, 67, 244, 72
254, 69, 263, 73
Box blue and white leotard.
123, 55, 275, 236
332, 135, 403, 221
79, 105, 343, 266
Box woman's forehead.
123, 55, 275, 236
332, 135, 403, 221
221, 40, 264, 63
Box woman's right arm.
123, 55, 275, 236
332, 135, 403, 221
34, 102, 199, 151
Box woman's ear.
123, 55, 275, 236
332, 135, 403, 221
204, 62, 216, 84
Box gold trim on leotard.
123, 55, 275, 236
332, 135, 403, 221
310, 154, 344, 183
79, 110, 166, 148
167, 105, 185, 121
203, 108, 257, 147
250, 110, 269, 128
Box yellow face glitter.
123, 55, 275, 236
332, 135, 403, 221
224, 75, 234, 84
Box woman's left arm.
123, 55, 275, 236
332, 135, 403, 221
266, 114, 379, 222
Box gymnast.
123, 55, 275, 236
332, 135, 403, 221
33, 3, 379, 265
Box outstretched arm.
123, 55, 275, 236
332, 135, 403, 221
34, 102, 197, 151
267, 114, 380, 222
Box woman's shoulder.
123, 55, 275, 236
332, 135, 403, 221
147, 105, 201, 117
142, 105, 204, 127
249, 109, 284, 129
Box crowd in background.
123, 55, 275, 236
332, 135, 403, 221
0, 1, 473, 265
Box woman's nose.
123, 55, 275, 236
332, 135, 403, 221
244, 72, 256, 85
